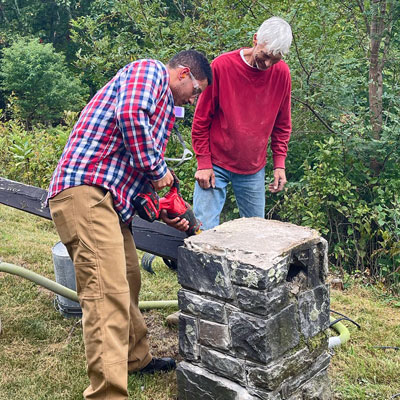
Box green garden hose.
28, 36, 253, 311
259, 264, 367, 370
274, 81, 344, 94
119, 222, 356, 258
0, 262, 353, 344
0, 262, 178, 310
329, 315, 351, 348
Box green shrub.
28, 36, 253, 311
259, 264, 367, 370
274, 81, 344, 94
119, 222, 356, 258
277, 135, 400, 291
0, 112, 74, 187
0, 38, 88, 125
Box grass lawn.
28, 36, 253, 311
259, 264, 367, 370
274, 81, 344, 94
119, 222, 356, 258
1, 204, 399, 399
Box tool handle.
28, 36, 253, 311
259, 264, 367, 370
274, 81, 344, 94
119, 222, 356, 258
169, 169, 180, 193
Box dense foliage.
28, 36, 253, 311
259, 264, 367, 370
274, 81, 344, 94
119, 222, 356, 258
0, 38, 88, 124
0, 0, 399, 289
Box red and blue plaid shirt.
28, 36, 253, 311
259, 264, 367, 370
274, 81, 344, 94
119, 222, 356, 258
47, 59, 175, 223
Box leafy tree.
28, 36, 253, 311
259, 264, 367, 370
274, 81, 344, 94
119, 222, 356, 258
0, 0, 92, 55
0, 38, 88, 124
69, 0, 255, 89
0, 0, 93, 109
332, 0, 400, 177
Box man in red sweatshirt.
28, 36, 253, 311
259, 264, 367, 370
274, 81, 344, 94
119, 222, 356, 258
192, 16, 292, 230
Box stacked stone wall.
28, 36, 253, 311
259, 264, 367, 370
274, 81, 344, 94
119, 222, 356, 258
176, 218, 332, 400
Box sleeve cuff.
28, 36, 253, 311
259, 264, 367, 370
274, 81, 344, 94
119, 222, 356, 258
273, 155, 286, 169
147, 160, 168, 181
196, 154, 213, 170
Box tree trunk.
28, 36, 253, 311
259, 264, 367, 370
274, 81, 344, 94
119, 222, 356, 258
368, 0, 386, 140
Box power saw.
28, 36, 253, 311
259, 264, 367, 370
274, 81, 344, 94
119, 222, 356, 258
133, 169, 201, 237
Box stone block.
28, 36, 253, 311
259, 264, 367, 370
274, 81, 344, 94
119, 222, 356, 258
199, 320, 231, 351
306, 331, 329, 358
178, 247, 234, 300
230, 305, 300, 364
316, 239, 329, 283
235, 284, 290, 316
177, 361, 257, 400
201, 346, 245, 383
280, 352, 331, 397
289, 240, 329, 291
183, 219, 322, 291
179, 314, 199, 361
230, 255, 290, 292
298, 285, 330, 339
248, 388, 282, 400
289, 370, 332, 400
247, 347, 313, 391
229, 261, 270, 290
178, 289, 227, 323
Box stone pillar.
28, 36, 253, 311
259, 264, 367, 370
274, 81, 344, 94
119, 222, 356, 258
176, 218, 332, 400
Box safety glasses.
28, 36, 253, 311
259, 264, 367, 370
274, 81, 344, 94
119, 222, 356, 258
178, 65, 202, 96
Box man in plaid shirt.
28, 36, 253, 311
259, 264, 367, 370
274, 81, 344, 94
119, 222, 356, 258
47, 50, 211, 399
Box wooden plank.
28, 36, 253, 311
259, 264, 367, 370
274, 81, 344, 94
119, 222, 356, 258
0, 177, 185, 261
131, 216, 186, 261
0, 177, 51, 219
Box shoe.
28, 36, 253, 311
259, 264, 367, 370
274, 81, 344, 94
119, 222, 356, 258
129, 357, 176, 375
166, 311, 180, 327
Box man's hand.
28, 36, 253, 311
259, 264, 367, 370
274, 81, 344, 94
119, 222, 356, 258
160, 210, 189, 232
268, 168, 287, 193
153, 169, 174, 191
195, 168, 215, 189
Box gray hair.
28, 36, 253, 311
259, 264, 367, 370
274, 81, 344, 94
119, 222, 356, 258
256, 17, 293, 56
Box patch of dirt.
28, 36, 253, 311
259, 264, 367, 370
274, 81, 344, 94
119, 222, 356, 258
144, 310, 182, 362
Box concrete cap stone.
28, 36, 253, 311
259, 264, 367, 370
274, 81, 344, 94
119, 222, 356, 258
185, 218, 320, 267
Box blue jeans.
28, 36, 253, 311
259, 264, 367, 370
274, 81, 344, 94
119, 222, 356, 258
193, 164, 266, 230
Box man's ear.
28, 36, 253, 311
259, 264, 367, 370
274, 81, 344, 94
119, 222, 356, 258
253, 33, 258, 46
178, 67, 189, 80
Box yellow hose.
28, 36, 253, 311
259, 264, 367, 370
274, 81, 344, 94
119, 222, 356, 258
329, 315, 351, 348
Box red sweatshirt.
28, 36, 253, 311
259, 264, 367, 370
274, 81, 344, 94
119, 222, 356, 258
192, 48, 292, 174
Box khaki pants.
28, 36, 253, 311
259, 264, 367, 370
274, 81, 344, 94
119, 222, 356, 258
49, 185, 151, 399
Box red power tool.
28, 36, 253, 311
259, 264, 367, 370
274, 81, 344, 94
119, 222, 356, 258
133, 170, 201, 236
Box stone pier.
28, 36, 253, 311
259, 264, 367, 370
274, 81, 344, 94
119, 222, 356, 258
176, 218, 332, 400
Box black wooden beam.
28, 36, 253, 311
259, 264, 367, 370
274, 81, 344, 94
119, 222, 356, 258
131, 215, 186, 261
0, 177, 185, 261
0, 177, 51, 219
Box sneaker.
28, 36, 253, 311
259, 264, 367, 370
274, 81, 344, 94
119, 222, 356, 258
129, 357, 176, 375
166, 311, 180, 327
